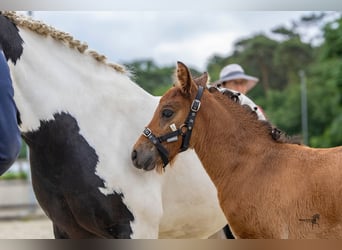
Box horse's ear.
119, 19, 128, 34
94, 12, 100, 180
176, 61, 194, 95
194, 72, 209, 88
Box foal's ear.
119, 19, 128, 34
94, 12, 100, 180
176, 61, 194, 95
194, 72, 209, 88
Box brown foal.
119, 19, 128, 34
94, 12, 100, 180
131, 62, 342, 239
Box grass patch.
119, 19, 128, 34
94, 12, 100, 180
0, 171, 28, 180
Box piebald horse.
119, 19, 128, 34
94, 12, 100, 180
2, 12, 227, 238
132, 62, 342, 239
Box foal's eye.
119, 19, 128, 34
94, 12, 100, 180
162, 109, 174, 118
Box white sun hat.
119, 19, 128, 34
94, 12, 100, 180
214, 64, 259, 91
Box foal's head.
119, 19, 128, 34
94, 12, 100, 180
131, 62, 207, 172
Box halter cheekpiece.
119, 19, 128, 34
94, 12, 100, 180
143, 85, 205, 168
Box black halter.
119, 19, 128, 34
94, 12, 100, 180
143, 85, 204, 168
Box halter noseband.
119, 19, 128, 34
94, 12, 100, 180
143, 85, 204, 168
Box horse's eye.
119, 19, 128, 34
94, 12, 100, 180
162, 109, 174, 118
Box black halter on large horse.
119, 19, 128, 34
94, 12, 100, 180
1, 12, 227, 238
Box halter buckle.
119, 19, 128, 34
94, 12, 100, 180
191, 99, 201, 112
143, 127, 152, 138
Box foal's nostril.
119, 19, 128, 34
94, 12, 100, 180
131, 148, 155, 171
131, 149, 137, 161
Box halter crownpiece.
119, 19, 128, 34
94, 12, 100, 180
143, 85, 205, 168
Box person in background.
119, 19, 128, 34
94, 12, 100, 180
213, 63, 258, 95
0, 14, 23, 175
212, 63, 266, 118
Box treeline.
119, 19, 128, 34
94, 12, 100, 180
124, 12, 342, 148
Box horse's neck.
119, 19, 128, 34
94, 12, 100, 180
11, 27, 154, 132
192, 93, 273, 187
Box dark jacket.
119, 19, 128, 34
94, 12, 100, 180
0, 49, 21, 175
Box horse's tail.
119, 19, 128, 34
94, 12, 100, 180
0, 13, 24, 64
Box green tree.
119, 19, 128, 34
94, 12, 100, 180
206, 54, 230, 83
306, 16, 342, 147
262, 84, 302, 136
273, 37, 314, 86
125, 59, 174, 95
229, 34, 279, 95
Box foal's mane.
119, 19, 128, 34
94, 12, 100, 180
207, 86, 301, 145
2, 11, 126, 74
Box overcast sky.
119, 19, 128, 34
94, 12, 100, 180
25, 11, 325, 71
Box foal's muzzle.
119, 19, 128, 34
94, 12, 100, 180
131, 144, 158, 171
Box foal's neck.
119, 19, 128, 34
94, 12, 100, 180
191, 93, 273, 186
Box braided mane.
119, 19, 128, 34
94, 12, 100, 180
2, 11, 126, 73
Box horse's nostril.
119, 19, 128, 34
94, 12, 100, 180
131, 149, 137, 161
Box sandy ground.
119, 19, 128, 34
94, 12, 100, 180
0, 210, 227, 239
0, 216, 53, 239
0, 204, 53, 239
0, 179, 54, 239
